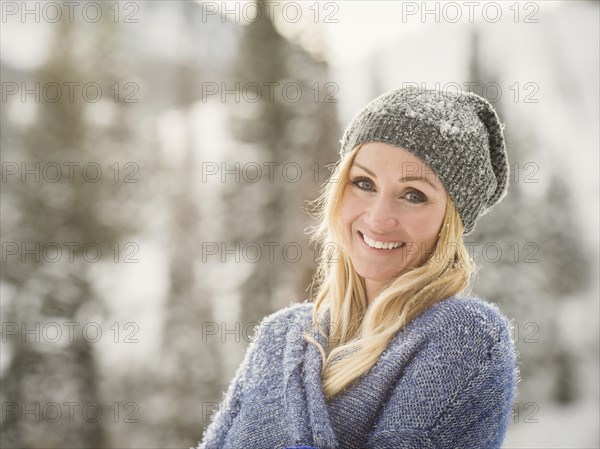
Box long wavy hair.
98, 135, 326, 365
304, 143, 478, 400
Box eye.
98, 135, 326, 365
350, 177, 374, 191
405, 190, 427, 204
350, 177, 428, 204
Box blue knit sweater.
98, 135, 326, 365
196, 296, 519, 449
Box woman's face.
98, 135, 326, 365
339, 142, 448, 301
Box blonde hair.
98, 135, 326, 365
304, 144, 478, 399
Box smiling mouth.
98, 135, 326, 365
358, 231, 405, 250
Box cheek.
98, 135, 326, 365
404, 209, 443, 238
413, 209, 445, 245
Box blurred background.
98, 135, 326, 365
1, 1, 598, 448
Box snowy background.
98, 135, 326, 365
1, 1, 598, 448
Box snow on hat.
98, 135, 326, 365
339, 87, 509, 235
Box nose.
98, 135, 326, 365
366, 195, 399, 232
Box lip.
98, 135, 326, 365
358, 231, 405, 252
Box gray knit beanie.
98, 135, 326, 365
339, 87, 509, 235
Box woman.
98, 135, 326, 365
197, 87, 519, 449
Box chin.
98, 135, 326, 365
355, 267, 402, 284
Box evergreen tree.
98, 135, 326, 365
221, 0, 339, 327
1, 15, 148, 448
158, 9, 224, 443
466, 27, 592, 407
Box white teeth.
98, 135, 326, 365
362, 233, 402, 250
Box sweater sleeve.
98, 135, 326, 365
367, 299, 519, 449
195, 321, 261, 449
195, 302, 308, 449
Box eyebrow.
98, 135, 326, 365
353, 162, 440, 191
